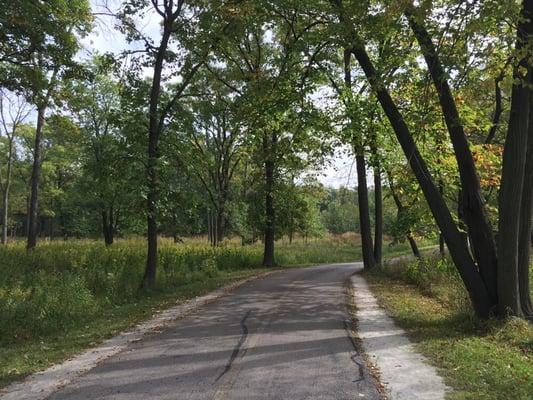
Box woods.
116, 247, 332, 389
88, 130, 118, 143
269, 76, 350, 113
0, 0, 532, 323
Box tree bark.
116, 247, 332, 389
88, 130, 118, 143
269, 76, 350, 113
344, 49, 375, 269
101, 208, 114, 246
518, 110, 533, 315
27, 105, 46, 249
373, 167, 383, 265
497, 0, 533, 316
517, 63, 533, 317
141, 25, 172, 288
406, 8, 498, 304
262, 132, 276, 267
355, 153, 375, 269
216, 206, 224, 244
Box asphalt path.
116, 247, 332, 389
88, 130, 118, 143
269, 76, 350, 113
49, 263, 382, 400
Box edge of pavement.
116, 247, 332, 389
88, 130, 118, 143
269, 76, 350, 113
0, 270, 276, 400
348, 261, 450, 400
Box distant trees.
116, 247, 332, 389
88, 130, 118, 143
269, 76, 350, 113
1, 0, 531, 320
1, 0, 92, 249
0, 91, 30, 244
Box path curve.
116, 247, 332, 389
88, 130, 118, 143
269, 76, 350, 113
48, 263, 382, 400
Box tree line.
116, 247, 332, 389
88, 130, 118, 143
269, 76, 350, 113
1, 0, 531, 319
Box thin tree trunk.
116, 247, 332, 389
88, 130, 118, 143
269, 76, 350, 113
497, 0, 533, 316
216, 206, 225, 244
101, 209, 114, 246
141, 26, 172, 288
262, 132, 276, 267
439, 181, 445, 255
207, 210, 212, 245
485, 74, 505, 144
344, 49, 375, 269
390, 182, 421, 259
27, 106, 46, 249
374, 167, 383, 265
355, 153, 375, 269
407, 234, 421, 259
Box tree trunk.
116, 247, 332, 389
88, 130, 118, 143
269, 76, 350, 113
390, 182, 421, 259
216, 206, 225, 244
438, 180, 445, 255
101, 209, 114, 246
517, 59, 533, 317
346, 34, 493, 317
1, 138, 14, 244
497, 0, 533, 317
406, 9, 498, 304
27, 105, 46, 249
141, 26, 172, 289
373, 167, 383, 265
518, 115, 533, 315
408, 234, 421, 259
356, 153, 375, 269
262, 132, 276, 267
344, 49, 375, 269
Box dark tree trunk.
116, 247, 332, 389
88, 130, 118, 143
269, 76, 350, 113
373, 167, 383, 265
141, 26, 172, 288
101, 208, 114, 246
406, 9, 498, 304
344, 30, 493, 317
390, 183, 421, 259
485, 73, 505, 144
344, 49, 375, 269
408, 234, 421, 259
216, 207, 224, 244
517, 54, 533, 317
27, 106, 46, 249
497, 0, 533, 317
355, 153, 375, 269
262, 132, 276, 267
518, 114, 533, 315
438, 180, 445, 255
207, 210, 213, 245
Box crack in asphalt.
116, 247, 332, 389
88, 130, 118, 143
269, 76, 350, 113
215, 310, 251, 382
343, 319, 365, 383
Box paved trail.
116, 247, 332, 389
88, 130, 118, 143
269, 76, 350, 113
49, 264, 381, 400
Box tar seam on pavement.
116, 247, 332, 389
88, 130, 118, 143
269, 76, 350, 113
215, 310, 252, 382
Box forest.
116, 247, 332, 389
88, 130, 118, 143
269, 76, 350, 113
0, 0, 532, 396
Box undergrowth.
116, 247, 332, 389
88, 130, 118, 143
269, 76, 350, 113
364, 254, 533, 400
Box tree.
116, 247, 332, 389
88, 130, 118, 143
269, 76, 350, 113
69, 58, 133, 245
117, 0, 222, 287
330, 0, 532, 318
181, 73, 243, 245
0, 90, 30, 244
1, 0, 92, 249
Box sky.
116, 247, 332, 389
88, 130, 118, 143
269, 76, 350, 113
82, 0, 360, 189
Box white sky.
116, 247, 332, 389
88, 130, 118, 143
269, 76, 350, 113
82, 0, 358, 189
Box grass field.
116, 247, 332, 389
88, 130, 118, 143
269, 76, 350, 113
0, 233, 417, 388
364, 255, 533, 400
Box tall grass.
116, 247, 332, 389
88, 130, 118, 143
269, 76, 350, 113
0, 235, 366, 342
